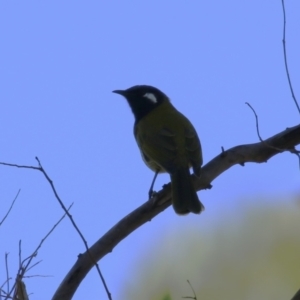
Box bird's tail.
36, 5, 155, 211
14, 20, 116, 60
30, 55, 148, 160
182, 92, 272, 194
170, 168, 204, 215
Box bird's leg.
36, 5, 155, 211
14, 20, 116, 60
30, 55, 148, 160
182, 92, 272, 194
148, 171, 159, 199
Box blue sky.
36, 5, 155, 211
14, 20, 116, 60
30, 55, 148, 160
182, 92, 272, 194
0, 1, 299, 299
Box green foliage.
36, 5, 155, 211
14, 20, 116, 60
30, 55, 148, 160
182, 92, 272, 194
121, 198, 300, 300
161, 294, 172, 300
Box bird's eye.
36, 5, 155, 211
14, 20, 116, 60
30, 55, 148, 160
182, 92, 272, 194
143, 93, 157, 103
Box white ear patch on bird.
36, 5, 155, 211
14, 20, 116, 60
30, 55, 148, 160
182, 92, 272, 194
143, 93, 157, 103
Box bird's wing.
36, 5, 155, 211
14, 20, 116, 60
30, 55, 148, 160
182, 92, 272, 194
184, 126, 203, 176
134, 126, 178, 173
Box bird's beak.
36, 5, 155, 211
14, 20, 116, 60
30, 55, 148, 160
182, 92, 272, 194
112, 89, 126, 96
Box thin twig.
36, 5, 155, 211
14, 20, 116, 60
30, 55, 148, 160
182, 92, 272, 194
182, 280, 197, 299
5, 204, 72, 300
0, 189, 21, 226
25, 260, 43, 273
20, 203, 73, 277
4, 240, 24, 299
281, 0, 300, 114
22, 274, 53, 279
0, 287, 10, 300
245, 102, 300, 166
0, 162, 39, 171
5, 253, 9, 296
245, 102, 264, 142
19, 240, 22, 272
245, 102, 285, 152
0, 279, 11, 295
35, 157, 112, 300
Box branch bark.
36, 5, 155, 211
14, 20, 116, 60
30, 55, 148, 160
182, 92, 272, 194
291, 289, 300, 300
52, 124, 300, 300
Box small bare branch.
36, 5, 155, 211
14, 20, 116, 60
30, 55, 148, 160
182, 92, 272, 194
0, 162, 39, 171
245, 102, 264, 142
246, 102, 300, 166
0, 189, 21, 227
23, 274, 53, 279
182, 280, 197, 299
0, 278, 11, 296
5, 253, 10, 296
0, 288, 10, 300
25, 260, 43, 274
281, 0, 300, 114
18, 240, 22, 271
20, 203, 73, 278
4, 205, 72, 300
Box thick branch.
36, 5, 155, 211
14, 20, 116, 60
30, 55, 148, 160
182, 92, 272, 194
291, 289, 300, 300
52, 124, 300, 300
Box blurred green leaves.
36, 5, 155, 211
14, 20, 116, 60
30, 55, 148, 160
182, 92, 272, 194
121, 198, 300, 300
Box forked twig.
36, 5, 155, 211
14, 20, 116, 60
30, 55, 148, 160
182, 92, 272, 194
20, 203, 73, 277
0, 158, 112, 300
4, 204, 72, 300
245, 102, 300, 166
182, 280, 197, 299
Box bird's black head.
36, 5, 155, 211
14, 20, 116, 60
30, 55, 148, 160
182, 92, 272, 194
113, 85, 169, 122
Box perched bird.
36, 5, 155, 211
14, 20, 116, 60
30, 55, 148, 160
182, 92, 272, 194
113, 85, 204, 215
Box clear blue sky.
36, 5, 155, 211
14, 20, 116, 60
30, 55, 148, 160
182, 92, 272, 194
0, 1, 299, 299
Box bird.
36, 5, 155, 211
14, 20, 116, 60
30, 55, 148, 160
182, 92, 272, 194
113, 85, 204, 215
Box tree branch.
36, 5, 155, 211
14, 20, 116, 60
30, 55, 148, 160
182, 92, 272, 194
291, 289, 300, 300
51, 124, 300, 300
